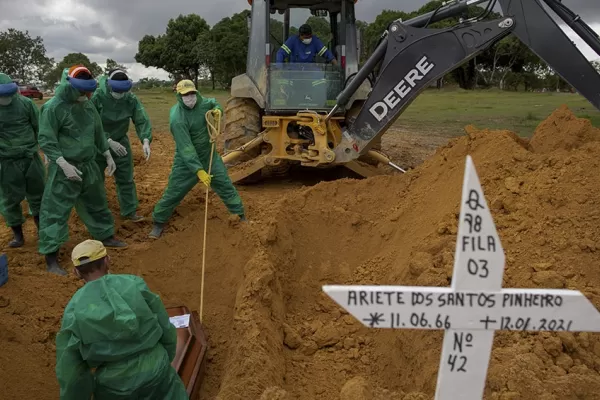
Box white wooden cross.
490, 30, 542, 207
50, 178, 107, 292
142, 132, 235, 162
323, 155, 600, 400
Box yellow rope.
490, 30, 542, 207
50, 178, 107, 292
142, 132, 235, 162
199, 108, 221, 323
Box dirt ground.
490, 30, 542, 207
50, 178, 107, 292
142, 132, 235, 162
1, 105, 600, 399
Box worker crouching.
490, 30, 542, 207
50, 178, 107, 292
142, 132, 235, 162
55, 239, 188, 399
149, 79, 245, 239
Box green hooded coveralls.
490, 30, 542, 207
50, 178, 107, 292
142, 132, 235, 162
37, 69, 115, 255
91, 75, 152, 218
152, 93, 244, 224
55, 274, 188, 399
0, 73, 46, 227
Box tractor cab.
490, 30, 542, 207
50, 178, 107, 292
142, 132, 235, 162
243, 0, 363, 114
222, 0, 372, 183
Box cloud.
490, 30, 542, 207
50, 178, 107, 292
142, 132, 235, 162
0, 0, 598, 81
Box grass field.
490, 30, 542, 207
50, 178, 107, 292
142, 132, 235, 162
398, 89, 600, 137
36, 87, 600, 139
129, 87, 600, 138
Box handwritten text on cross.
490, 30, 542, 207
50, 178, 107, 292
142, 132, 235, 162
323, 155, 600, 400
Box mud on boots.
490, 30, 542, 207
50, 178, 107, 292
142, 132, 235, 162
45, 250, 67, 276
37, 65, 128, 275
149, 80, 246, 239
6, 213, 42, 248
0, 72, 46, 248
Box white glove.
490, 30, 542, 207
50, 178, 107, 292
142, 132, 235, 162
104, 151, 116, 176
56, 157, 83, 182
108, 138, 127, 157
143, 138, 151, 160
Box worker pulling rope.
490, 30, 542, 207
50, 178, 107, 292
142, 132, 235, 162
199, 108, 221, 322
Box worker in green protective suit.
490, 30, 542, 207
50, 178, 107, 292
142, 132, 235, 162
0, 72, 46, 248
91, 69, 152, 222
38, 65, 127, 276
149, 79, 245, 238
55, 239, 188, 399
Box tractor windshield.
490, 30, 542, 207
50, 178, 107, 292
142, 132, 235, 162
269, 63, 342, 110
267, 6, 344, 111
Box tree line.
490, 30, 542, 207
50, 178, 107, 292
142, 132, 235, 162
0, 28, 131, 89
134, 0, 600, 91
1, 0, 599, 91
369, 2, 600, 91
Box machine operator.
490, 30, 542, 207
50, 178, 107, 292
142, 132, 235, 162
276, 23, 338, 65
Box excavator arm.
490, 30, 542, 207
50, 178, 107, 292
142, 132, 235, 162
330, 0, 600, 164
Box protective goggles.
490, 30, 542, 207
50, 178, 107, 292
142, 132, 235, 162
108, 79, 133, 93
0, 82, 18, 97
67, 77, 98, 93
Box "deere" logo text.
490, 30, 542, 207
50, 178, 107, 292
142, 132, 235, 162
369, 56, 436, 122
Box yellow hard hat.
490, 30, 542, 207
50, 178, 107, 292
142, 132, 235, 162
176, 79, 197, 95
71, 240, 107, 266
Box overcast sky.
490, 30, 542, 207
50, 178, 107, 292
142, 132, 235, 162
0, 0, 598, 80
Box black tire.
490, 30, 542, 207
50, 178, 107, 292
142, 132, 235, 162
221, 96, 290, 184
220, 97, 262, 160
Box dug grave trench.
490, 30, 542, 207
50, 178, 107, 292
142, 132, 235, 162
1, 105, 600, 399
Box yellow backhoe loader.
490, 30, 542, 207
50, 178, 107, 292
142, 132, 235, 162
220, 0, 600, 183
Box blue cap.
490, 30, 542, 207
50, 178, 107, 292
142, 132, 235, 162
0, 82, 18, 97
67, 77, 98, 92
108, 79, 133, 93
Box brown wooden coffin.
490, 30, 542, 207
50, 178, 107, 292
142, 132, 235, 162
167, 306, 208, 399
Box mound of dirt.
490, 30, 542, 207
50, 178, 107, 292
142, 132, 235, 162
213, 105, 600, 399
1, 105, 600, 400
529, 104, 600, 154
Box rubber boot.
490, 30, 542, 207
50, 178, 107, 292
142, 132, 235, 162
149, 223, 165, 239
46, 251, 67, 276
8, 225, 24, 248
239, 214, 247, 222
102, 236, 128, 248
123, 213, 145, 223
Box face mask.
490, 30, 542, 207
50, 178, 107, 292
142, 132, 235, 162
0, 97, 12, 106
77, 95, 88, 102
182, 95, 197, 109
302, 38, 312, 45
111, 92, 125, 100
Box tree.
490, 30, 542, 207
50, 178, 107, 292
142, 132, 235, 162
421, 1, 503, 89
362, 10, 409, 57
134, 77, 172, 90
0, 28, 53, 84
356, 20, 370, 65
135, 14, 210, 86
208, 10, 250, 89
270, 18, 285, 45
194, 31, 218, 90
105, 58, 128, 74
305, 16, 332, 45
44, 53, 103, 87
